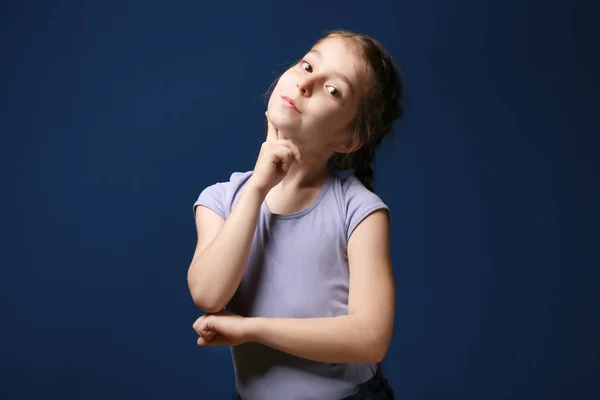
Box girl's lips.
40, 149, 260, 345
281, 96, 301, 114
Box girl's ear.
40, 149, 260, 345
335, 135, 364, 154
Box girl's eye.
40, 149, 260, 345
299, 60, 340, 98
326, 85, 341, 98
301, 60, 313, 73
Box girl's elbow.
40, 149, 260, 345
364, 329, 392, 364
374, 344, 389, 364
190, 291, 225, 313
355, 316, 393, 363
188, 283, 226, 313
365, 339, 389, 364
192, 296, 224, 314
187, 272, 222, 313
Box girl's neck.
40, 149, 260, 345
266, 160, 332, 216
275, 131, 336, 190
279, 165, 330, 191
278, 154, 332, 190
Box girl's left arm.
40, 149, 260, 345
247, 209, 395, 364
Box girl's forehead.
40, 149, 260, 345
312, 36, 357, 59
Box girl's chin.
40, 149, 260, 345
268, 104, 302, 121
275, 130, 301, 142
267, 117, 302, 135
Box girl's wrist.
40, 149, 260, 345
243, 317, 264, 343
244, 178, 269, 201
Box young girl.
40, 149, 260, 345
188, 30, 403, 400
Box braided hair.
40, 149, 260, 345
323, 30, 404, 192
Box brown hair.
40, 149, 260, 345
266, 30, 404, 192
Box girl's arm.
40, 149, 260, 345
187, 184, 264, 313
247, 209, 395, 364
188, 118, 303, 313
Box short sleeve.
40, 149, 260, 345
343, 176, 390, 240
193, 182, 228, 220
192, 171, 253, 220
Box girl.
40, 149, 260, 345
188, 30, 403, 400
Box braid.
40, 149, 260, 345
353, 144, 376, 192
324, 31, 403, 193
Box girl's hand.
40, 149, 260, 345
247, 112, 303, 196
193, 310, 251, 347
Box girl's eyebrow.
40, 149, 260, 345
306, 49, 355, 96
307, 49, 322, 58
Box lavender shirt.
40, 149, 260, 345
193, 170, 390, 400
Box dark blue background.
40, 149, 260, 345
2, 0, 598, 399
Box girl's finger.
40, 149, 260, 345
203, 330, 216, 340
198, 316, 212, 335
199, 319, 216, 340
192, 315, 206, 332
198, 326, 216, 340
197, 335, 216, 346
265, 112, 278, 142
288, 141, 303, 164
270, 145, 295, 166
275, 140, 303, 164
197, 334, 231, 347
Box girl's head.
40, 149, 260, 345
266, 30, 404, 191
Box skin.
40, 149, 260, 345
264, 35, 365, 188
191, 35, 396, 364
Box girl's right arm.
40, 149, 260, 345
187, 184, 265, 313
187, 115, 303, 313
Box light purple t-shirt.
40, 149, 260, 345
193, 170, 389, 400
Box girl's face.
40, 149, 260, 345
266, 36, 365, 154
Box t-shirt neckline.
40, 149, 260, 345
261, 173, 335, 220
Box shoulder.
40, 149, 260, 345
330, 173, 390, 241
193, 171, 253, 219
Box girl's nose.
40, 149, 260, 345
297, 78, 312, 97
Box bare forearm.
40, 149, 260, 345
188, 185, 264, 312
248, 315, 388, 364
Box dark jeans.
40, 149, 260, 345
232, 364, 394, 400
